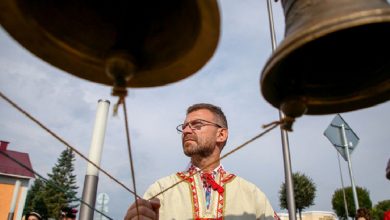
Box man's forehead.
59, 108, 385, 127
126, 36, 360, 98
185, 109, 214, 120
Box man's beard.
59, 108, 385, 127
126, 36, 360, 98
183, 135, 214, 157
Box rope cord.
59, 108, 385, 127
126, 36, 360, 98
0, 150, 114, 220
0, 91, 139, 198
121, 97, 141, 217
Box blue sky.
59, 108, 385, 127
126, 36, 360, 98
1, 1, 389, 219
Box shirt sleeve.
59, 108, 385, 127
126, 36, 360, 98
253, 187, 275, 220
143, 181, 163, 200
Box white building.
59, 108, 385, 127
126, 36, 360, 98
277, 211, 338, 220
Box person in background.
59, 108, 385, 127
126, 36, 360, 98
384, 210, 390, 220
60, 207, 78, 220
355, 207, 371, 220
25, 211, 42, 220
125, 103, 276, 220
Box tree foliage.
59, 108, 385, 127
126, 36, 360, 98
372, 200, 390, 220
45, 148, 79, 218
23, 178, 48, 218
331, 186, 372, 219
279, 172, 317, 220
24, 148, 79, 219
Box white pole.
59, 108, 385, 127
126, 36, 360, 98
80, 100, 110, 220
340, 124, 359, 212
8, 180, 21, 220
87, 100, 110, 176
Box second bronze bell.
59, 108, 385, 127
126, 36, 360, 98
261, 0, 390, 116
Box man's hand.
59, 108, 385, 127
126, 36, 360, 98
124, 198, 160, 220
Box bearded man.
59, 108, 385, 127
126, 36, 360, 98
125, 103, 276, 220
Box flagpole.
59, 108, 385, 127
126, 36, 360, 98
266, 1, 297, 220
80, 100, 110, 220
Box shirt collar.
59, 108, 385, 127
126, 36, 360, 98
185, 162, 223, 174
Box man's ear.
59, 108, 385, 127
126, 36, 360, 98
217, 128, 228, 144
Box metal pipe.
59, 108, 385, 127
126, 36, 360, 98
266, 1, 297, 219
340, 124, 359, 212
279, 111, 296, 220
336, 151, 349, 219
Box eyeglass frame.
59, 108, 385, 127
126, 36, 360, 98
176, 119, 223, 133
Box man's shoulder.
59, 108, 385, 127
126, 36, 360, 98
228, 175, 266, 194
153, 172, 181, 185
148, 167, 199, 188
143, 173, 181, 199
230, 175, 255, 186
226, 175, 275, 214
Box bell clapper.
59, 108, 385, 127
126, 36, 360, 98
105, 52, 136, 115
279, 97, 307, 131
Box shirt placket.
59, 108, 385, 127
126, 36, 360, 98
201, 171, 216, 211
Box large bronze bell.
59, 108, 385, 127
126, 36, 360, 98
261, 0, 390, 116
0, 0, 220, 88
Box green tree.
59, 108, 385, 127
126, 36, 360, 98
279, 172, 317, 220
45, 148, 79, 219
24, 178, 48, 218
372, 200, 390, 220
331, 186, 372, 219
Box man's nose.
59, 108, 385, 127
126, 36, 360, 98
182, 123, 193, 133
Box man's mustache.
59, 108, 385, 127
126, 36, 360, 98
183, 135, 197, 142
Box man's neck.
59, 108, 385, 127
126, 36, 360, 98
191, 155, 220, 172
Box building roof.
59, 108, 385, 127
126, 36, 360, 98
0, 149, 35, 179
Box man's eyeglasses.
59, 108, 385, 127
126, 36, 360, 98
176, 119, 222, 133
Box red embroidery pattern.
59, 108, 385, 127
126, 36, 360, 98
177, 170, 199, 219
196, 218, 223, 220
201, 172, 224, 194
177, 166, 236, 220
274, 211, 281, 220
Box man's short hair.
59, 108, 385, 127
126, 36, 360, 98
187, 103, 228, 129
